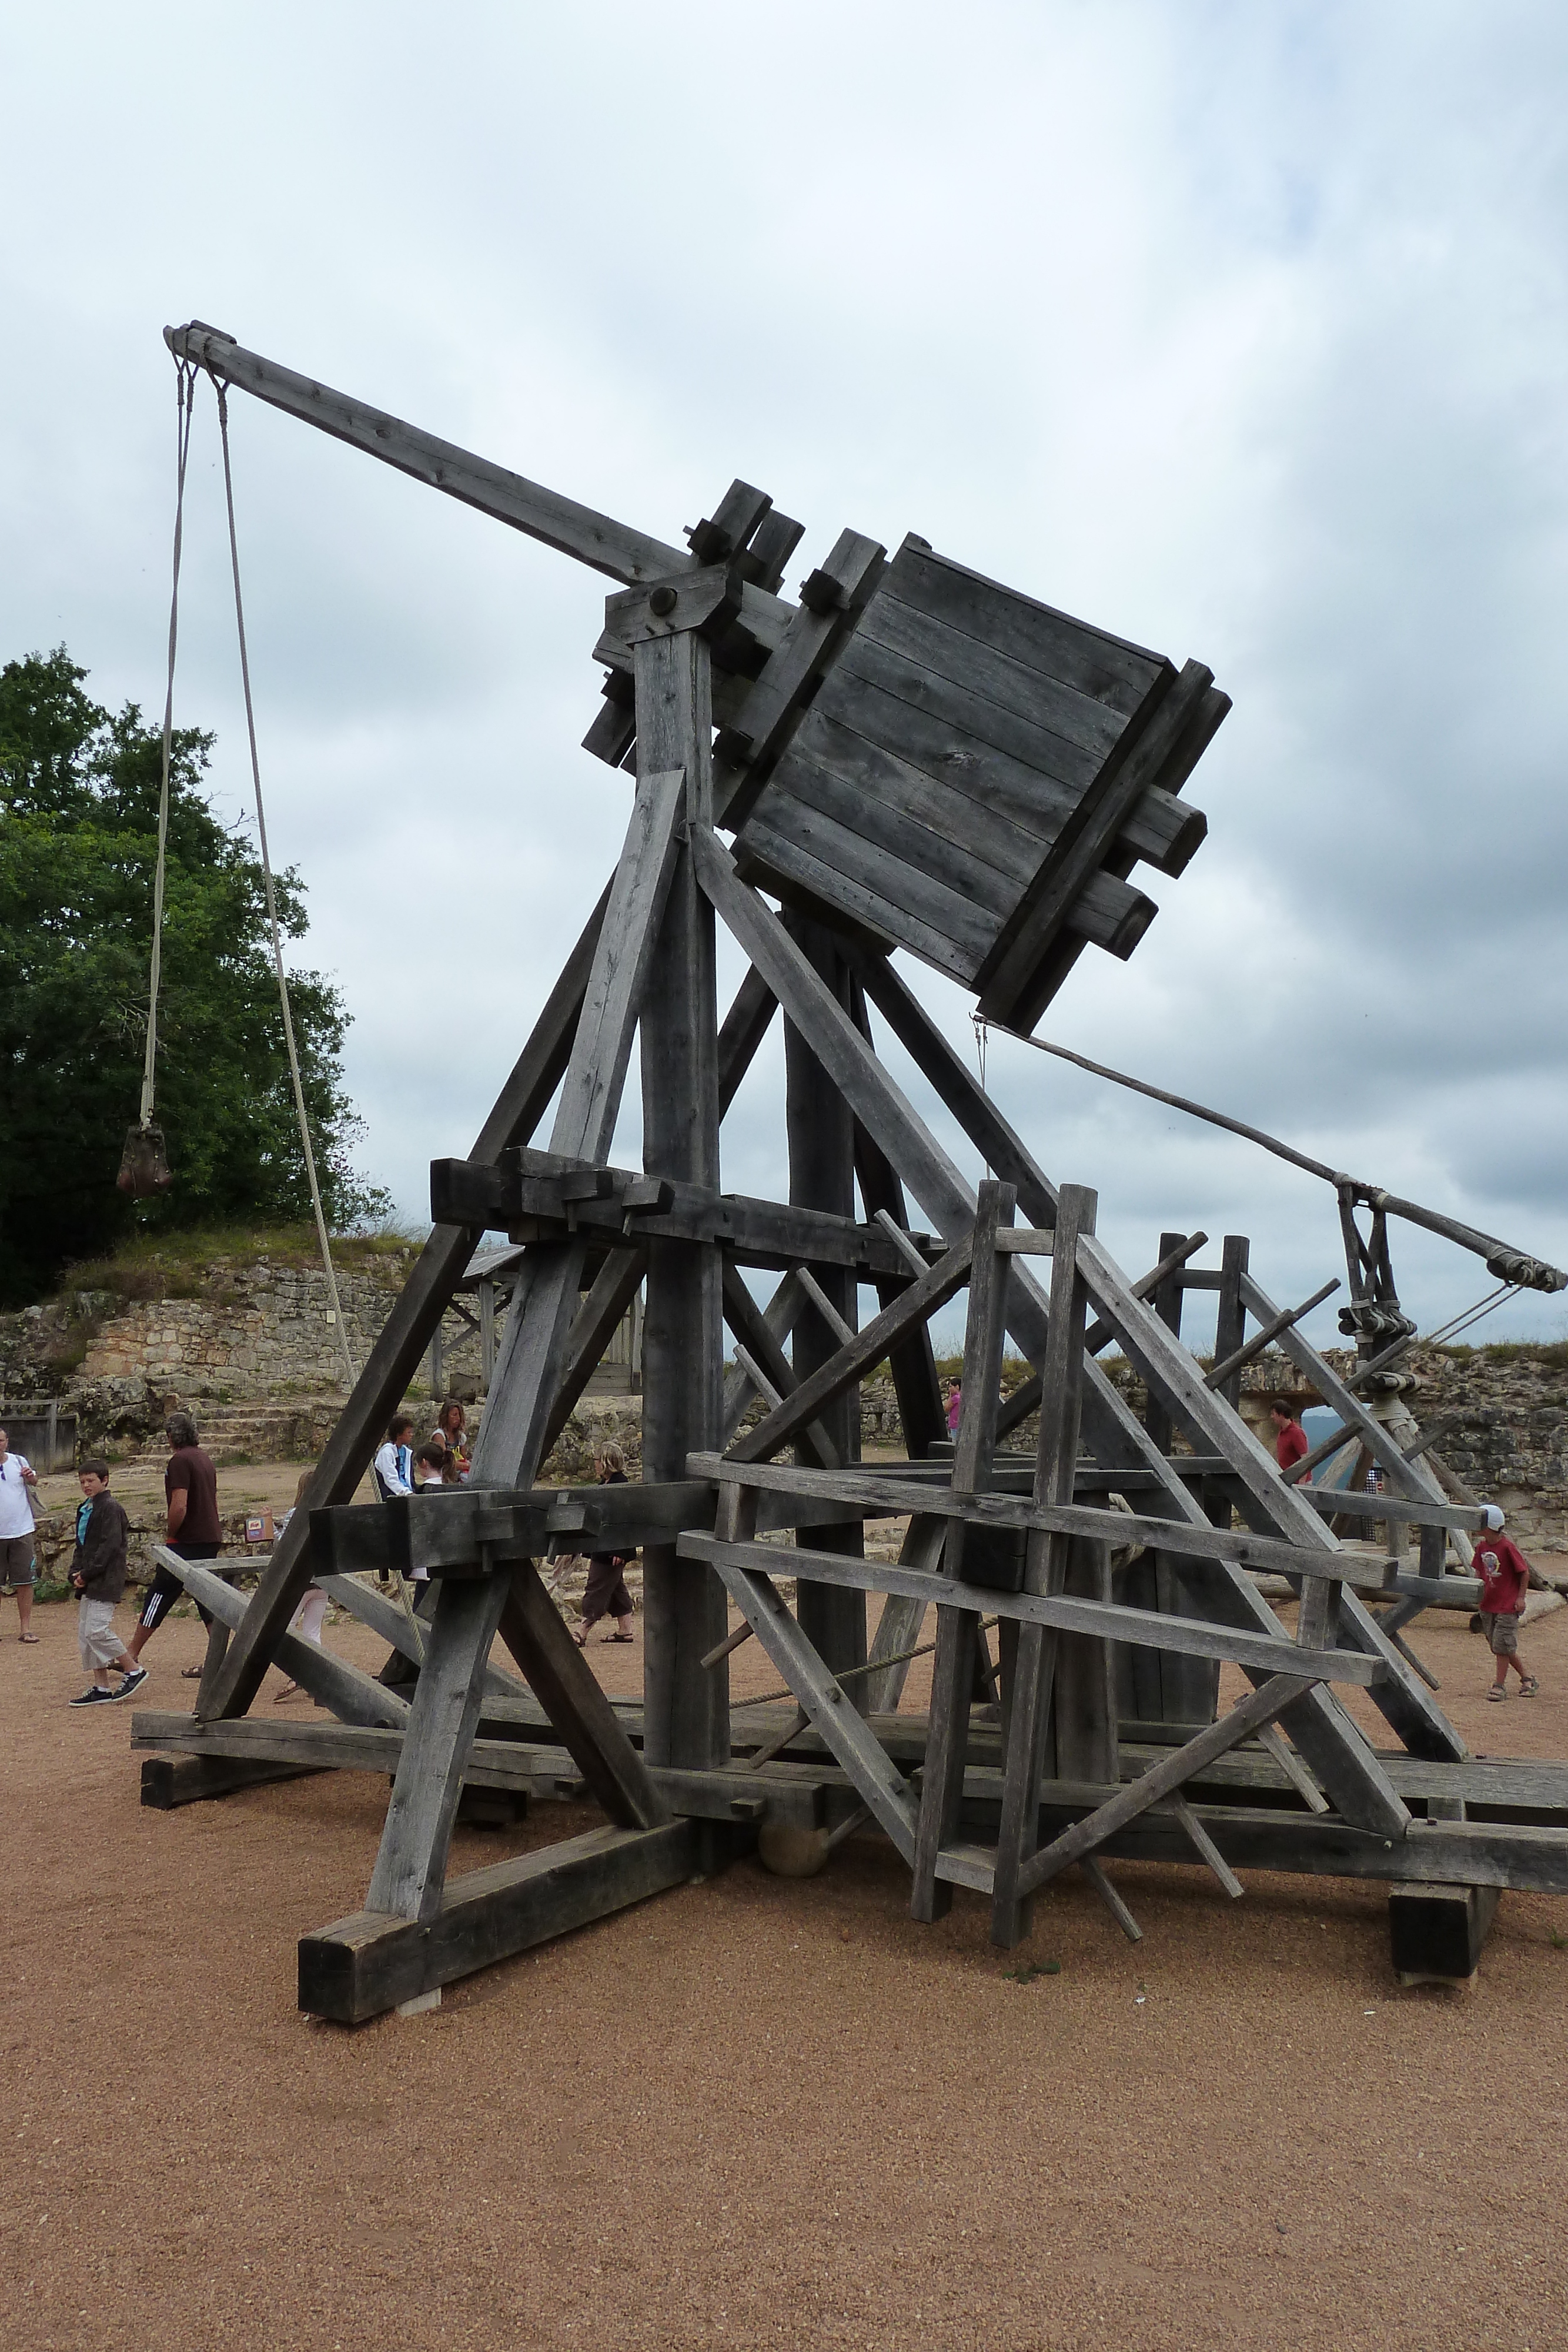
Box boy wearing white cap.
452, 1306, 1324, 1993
1473, 1504, 1539, 1701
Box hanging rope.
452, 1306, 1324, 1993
119, 361, 200, 1198
213, 377, 358, 1395
140, 359, 198, 1128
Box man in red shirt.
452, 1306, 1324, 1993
1473, 1504, 1540, 1700
1269, 1399, 1310, 1474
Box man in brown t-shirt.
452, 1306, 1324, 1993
124, 1412, 223, 1673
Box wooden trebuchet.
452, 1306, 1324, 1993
132, 318, 1568, 2017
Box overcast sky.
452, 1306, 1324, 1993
6, 2, 1568, 1354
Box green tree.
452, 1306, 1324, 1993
0, 647, 389, 1307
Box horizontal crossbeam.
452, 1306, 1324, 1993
678, 1532, 1383, 1686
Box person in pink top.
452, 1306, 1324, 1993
1473, 1504, 1540, 1701
944, 1382, 962, 1439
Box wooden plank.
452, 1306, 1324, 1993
870, 540, 1165, 722
198, 886, 610, 1720
168, 326, 693, 587
637, 630, 728, 1775
723, 1268, 806, 1443
848, 980, 947, 1461
496, 1562, 670, 1830
1165, 1793, 1245, 1898
717, 965, 778, 1113
783, 914, 868, 1697
678, 1533, 1379, 1686
710, 1558, 919, 1861
1017, 1673, 1316, 1897
720, 1262, 840, 1469
716, 527, 887, 828
154, 1550, 411, 1730
698, 847, 1410, 1829
861, 1516, 946, 1712
994, 1184, 1096, 1943
541, 1248, 647, 1454
735, 817, 969, 981
831, 624, 1205, 870
365, 1572, 515, 1920
140, 1752, 324, 1809
300, 1822, 701, 2024
743, 770, 1004, 969
912, 1180, 1015, 1923
687, 1456, 1406, 1589
974, 660, 1215, 1024
1388, 1882, 1501, 1983
726, 1235, 975, 1464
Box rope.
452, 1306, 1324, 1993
213, 379, 358, 1395
139, 361, 199, 1128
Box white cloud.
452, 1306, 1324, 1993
4, 1, 1567, 1348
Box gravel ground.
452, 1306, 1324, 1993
4, 1573, 1568, 2351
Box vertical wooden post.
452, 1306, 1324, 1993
785, 912, 867, 1702
636, 628, 728, 1772
910, 1180, 1015, 1923
991, 1182, 1096, 1947
1212, 1235, 1250, 1412
1144, 1230, 1186, 1454
479, 1279, 496, 1391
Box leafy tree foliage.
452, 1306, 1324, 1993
0, 647, 389, 1306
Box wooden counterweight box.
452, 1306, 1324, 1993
731, 536, 1229, 1029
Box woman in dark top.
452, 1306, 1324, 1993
573, 1445, 636, 1646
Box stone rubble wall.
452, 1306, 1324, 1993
7, 1251, 1568, 1551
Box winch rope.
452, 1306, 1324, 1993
139, 359, 199, 1130
214, 379, 358, 1394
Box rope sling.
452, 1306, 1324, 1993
124, 358, 358, 1395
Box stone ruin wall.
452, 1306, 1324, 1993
4, 1256, 1567, 1551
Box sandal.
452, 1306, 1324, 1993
275, 1679, 304, 1702
1486, 1685, 1507, 1702
180, 1664, 202, 1679
572, 1629, 589, 1648
604, 1632, 635, 1643
19, 1633, 39, 1643
1520, 1676, 1541, 1697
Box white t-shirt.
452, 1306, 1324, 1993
0, 1455, 36, 1539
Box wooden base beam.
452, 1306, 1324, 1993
300, 1820, 701, 2024
139, 1752, 325, 1809
1389, 1880, 1501, 1985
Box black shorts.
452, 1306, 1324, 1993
137, 1541, 221, 1633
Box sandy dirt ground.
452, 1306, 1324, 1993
4, 1556, 1568, 2351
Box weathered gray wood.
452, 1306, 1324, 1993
720, 1262, 840, 1469
167, 325, 694, 586
496, 1562, 670, 1830
1389, 1881, 1501, 1983
697, 844, 1411, 1831
1205, 1275, 1338, 1394
300, 1821, 701, 2024
974, 660, 1216, 1024
814, 646, 1205, 876
848, 977, 948, 1461
717, 965, 778, 1113
912, 1182, 1015, 1923
728, 1235, 975, 1465
861, 1516, 947, 1713
541, 1248, 648, 1453
1165, 1792, 1245, 1897
710, 1557, 919, 1861
154, 1550, 411, 1729
313, 1571, 521, 1698
678, 1532, 1380, 1686
366, 1571, 515, 1920
1018, 1673, 1316, 1897
199, 887, 610, 1720
688, 1456, 1412, 1590
637, 631, 729, 1775
723, 1268, 806, 1442
715, 527, 887, 827
994, 1184, 1096, 1943
783, 913, 870, 1698
1079, 1855, 1144, 1941
868, 539, 1166, 724
140, 1752, 323, 1809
